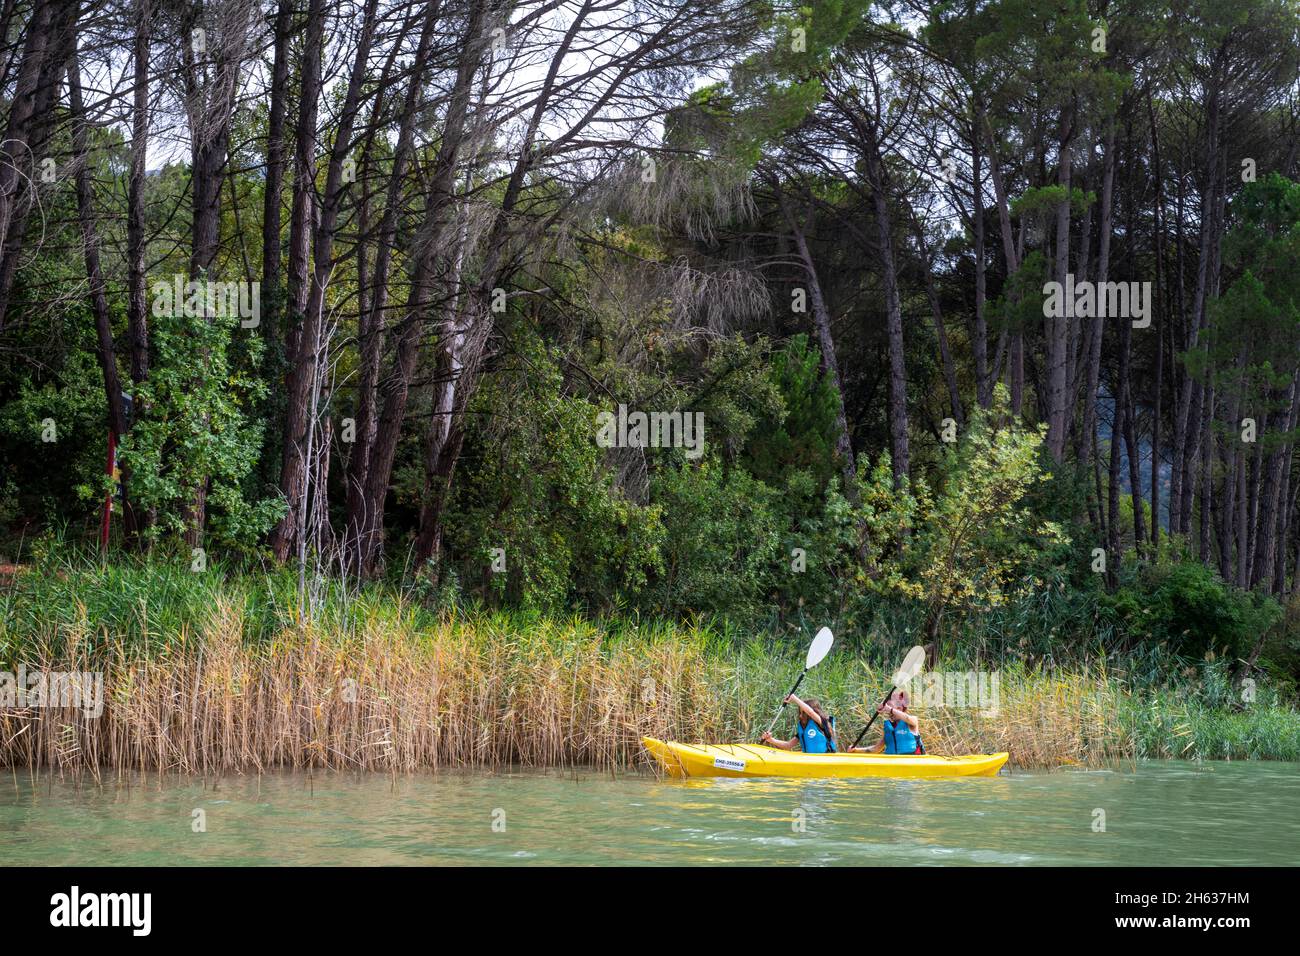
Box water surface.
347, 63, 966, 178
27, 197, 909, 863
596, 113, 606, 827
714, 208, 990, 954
2, 760, 1296, 865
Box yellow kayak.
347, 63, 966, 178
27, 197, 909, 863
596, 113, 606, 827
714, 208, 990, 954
642, 737, 1008, 779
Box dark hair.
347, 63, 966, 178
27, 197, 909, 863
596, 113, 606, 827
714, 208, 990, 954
803, 698, 836, 748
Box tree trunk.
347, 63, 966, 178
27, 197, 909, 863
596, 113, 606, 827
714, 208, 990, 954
862, 119, 909, 486
1078, 126, 1116, 462
351, 3, 489, 575
261, 0, 292, 307
1045, 99, 1075, 462
1148, 94, 1165, 549
126, 0, 151, 388
778, 190, 858, 495
983, 117, 1022, 415
1173, 80, 1222, 537
0, 0, 77, 329
971, 107, 989, 409
272, 0, 379, 562
69, 49, 137, 538
341, 2, 442, 573
910, 212, 964, 429
0, 0, 61, 330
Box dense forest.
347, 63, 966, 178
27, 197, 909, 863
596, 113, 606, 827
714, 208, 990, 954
1, 0, 1299, 688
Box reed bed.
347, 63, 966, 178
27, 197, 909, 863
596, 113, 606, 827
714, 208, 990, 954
3, 598, 1132, 775
3, 562, 1297, 774
908, 666, 1129, 767
0, 601, 753, 776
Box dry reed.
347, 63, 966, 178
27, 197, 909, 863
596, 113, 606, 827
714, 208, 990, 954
1, 600, 746, 776
2, 589, 1149, 775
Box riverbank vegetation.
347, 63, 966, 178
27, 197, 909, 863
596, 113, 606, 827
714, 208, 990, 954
3, 555, 1297, 773
1, 1, 1299, 771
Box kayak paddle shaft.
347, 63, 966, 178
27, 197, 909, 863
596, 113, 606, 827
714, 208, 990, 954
851, 685, 896, 750
763, 669, 807, 738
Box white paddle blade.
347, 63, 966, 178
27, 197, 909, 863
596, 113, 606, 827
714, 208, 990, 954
892, 645, 927, 686
806, 627, 834, 669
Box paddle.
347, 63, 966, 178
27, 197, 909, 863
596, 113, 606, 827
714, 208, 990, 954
850, 645, 927, 750
762, 626, 835, 739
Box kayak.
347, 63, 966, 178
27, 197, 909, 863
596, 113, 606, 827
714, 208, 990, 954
642, 737, 1008, 779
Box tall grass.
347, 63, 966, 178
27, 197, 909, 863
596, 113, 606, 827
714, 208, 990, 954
2, 558, 1297, 774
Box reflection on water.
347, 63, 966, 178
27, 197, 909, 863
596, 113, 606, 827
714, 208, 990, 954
1, 760, 1297, 866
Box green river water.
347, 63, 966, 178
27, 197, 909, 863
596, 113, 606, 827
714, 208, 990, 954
1, 760, 1297, 866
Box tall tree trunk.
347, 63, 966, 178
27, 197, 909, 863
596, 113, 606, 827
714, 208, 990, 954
127, 0, 151, 388
1173, 78, 1222, 537
272, 0, 379, 562
284, 0, 322, 324
1078, 126, 1116, 462
0, 0, 77, 328
1148, 94, 1165, 549
983, 117, 1022, 415
1045, 99, 1075, 462
121, 0, 153, 542
1119, 121, 1145, 555
353, 2, 490, 576
341, 1, 442, 573
971, 107, 990, 408
0, 0, 61, 330
862, 119, 909, 486
778, 190, 858, 495
69, 47, 137, 538
261, 0, 292, 307
908, 212, 963, 427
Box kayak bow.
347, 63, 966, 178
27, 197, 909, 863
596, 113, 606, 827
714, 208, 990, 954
642, 737, 1008, 779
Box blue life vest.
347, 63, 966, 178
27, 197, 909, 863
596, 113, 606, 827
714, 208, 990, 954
797, 715, 836, 754
883, 717, 920, 755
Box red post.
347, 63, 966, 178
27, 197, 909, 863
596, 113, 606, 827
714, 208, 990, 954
100, 429, 116, 550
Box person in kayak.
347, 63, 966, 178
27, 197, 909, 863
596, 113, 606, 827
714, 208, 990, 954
849, 689, 923, 754
760, 695, 837, 753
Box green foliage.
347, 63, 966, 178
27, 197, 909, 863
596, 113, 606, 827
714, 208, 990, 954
691, 0, 873, 169
989, 250, 1049, 333
0, 347, 109, 533
1010, 184, 1097, 219
1103, 551, 1284, 660
860, 385, 1070, 637
744, 334, 841, 487
119, 308, 283, 552
649, 457, 784, 615
438, 331, 665, 612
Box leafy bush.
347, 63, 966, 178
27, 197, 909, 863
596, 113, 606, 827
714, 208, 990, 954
119, 308, 283, 552
1103, 552, 1283, 660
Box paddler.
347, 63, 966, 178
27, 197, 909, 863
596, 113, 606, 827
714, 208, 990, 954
760, 694, 837, 753
848, 688, 923, 754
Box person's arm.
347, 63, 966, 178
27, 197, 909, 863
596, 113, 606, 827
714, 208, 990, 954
849, 740, 885, 753
895, 708, 919, 731
760, 731, 799, 751
786, 694, 827, 730
881, 703, 919, 731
